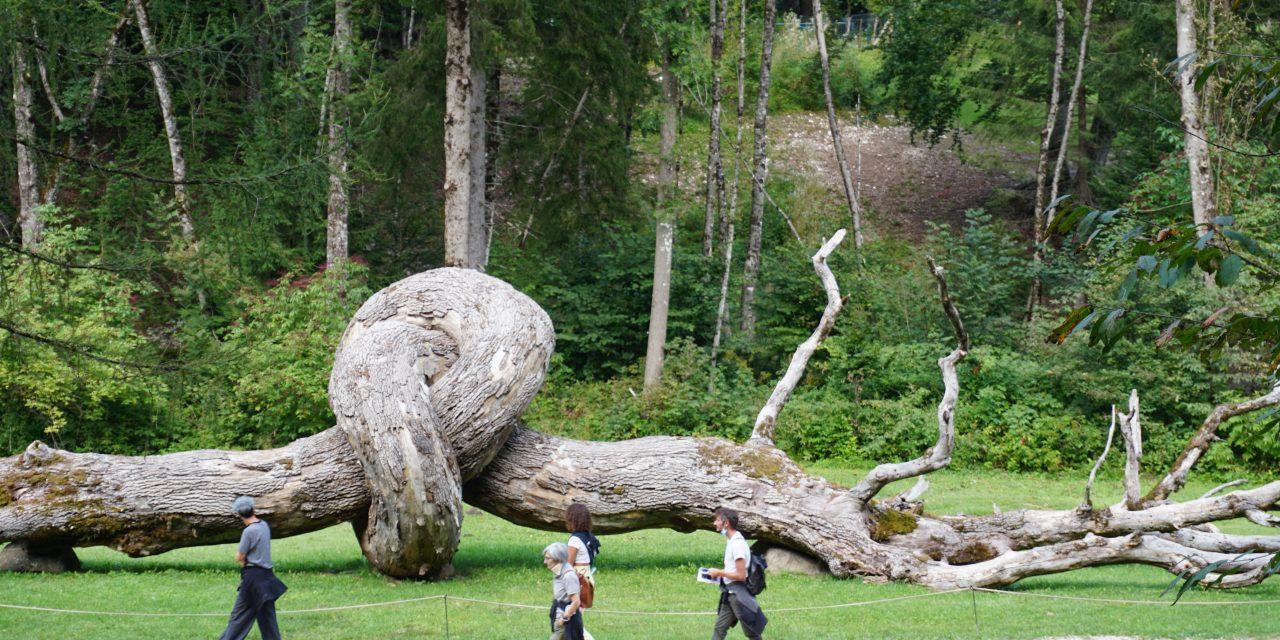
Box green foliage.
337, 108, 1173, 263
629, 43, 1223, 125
0, 221, 171, 454
174, 265, 372, 449
875, 0, 983, 144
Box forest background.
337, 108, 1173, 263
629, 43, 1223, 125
2, 0, 1280, 484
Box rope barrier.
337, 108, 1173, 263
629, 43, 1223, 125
4, 586, 1280, 618
971, 587, 1280, 606
0, 594, 445, 617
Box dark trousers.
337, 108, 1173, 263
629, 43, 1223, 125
218, 587, 281, 640
712, 591, 762, 640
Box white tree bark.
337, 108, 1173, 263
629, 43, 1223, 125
812, 0, 864, 249
1044, 0, 1094, 239
703, 0, 727, 258
131, 0, 193, 237
1117, 389, 1143, 510
643, 45, 680, 393
709, 0, 750, 376
443, 0, 476, 268
740, 0, 778, 340
1176, 0, 1216, 229
643, 222, 674, 392
11, 42, 42, 247
751, 230, 846, 443
324, 0, 353, 267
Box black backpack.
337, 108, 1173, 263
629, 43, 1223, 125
745, 551, 768, 596
571, 531, 600, 566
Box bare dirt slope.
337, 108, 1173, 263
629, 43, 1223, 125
768, 112, 1036, 238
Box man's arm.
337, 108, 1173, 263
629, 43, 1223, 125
235, 551, 247, 567
708, 557, 747, 581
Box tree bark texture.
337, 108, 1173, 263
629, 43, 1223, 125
131, 0, 193, 237
740, 0, 778, 340
1176, 0, 1216, 229
703, 0, 727, 258
443, 0, 477, 269
644, 45, 680, 393
3, 260, 1280, 589
812, 0, 864, 249
325, 0, 353, 267
643, 222, 674, 392
11, 42, 42, 247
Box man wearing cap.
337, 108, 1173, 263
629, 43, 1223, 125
218, 496, 287, 640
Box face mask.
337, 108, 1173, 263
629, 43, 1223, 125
719, 526, 729, 537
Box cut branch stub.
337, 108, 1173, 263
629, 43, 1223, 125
330, 268, 553, 577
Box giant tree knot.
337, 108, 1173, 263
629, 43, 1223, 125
328, 268, 554, 578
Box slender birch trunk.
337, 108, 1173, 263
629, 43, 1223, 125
702, 0, 727, 258
1025, 0, 1066, 319
443, 0, 476, 268
1045, 0, 1094, 238
11, 43, 42, 247
710, 0, 751, 380
812, 0, 863, 249
644, 46, 680, 393
131, 0, 193, 238
1176, 0, 1216, 230
325, 0, 353, 267
740, 0, 778, 340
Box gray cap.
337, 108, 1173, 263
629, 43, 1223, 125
232, 496, 255, 517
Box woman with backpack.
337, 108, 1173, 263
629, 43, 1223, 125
564, 504, 600, 640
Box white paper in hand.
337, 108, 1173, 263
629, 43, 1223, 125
696, 567, 718, 584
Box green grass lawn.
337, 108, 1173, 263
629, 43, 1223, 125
2, 466, 1278, 639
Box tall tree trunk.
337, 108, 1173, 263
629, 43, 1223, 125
11, 43, 42, 247
1045, 0, 1094, 237
1176, 0, 1216, 230
812, 0, 864, 249
710, 0, 751, 382
325, 0, 353, 268
1025, 0, 1067, 320
740, 0, 778, 340
468, 57, 488, 270
644, 46, 680, 394
702, 0, 727, 258
443, 0, 476, 269
131, 0, 193, 238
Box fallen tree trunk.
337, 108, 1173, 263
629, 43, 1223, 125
3, 251, 1278, 589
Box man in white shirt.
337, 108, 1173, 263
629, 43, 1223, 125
705, 507, 766, 639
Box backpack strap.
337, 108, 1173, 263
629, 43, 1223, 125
571, 531, 599, 566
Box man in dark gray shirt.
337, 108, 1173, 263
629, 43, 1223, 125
218, 496, 287, 640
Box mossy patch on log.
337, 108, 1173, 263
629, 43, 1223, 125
696, 439, 790, 482
947, 541, 1000, 565
869, 508, 919, 542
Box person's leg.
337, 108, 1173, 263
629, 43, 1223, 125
727, 595, 762, 640
217, 589, 255, 640
254, 600, 282, 640
712, 593, 738, 640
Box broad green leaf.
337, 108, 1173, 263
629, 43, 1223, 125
1216, 254, 1244, 287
